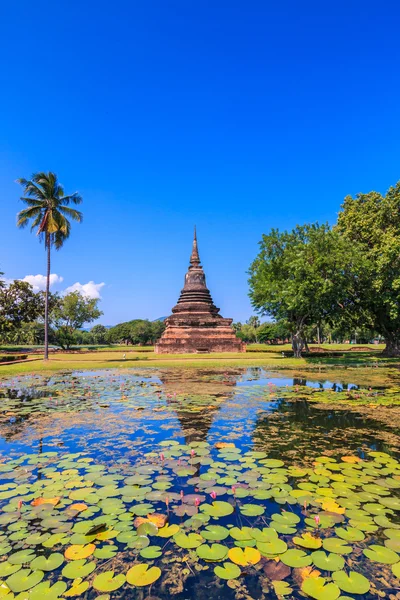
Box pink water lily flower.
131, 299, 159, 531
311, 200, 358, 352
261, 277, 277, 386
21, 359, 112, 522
160, 452, 165, 462
210, 490, 217, 500
195, 497, 201, 507
315, 515, 320, 526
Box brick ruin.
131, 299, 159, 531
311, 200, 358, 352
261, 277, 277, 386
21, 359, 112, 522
154, 229, 245, 354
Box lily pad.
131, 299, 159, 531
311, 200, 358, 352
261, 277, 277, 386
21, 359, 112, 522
6, 568, 44, 593
201, 525, 230, 541
29, 581, 67, 600
30, 553, 64, 571
62, 559, 96, 579
322, 538, 352, 555
214, 562, 241, 580
228, 546, 261, 566
280, 549, 312, 567
363, 544, 399, 564
311, 551, 345, 571
126, 563, 162, 586
302, 576, 340, 600
196, 543, 228, 561
332, 570, 370, 594
200, 501, 234, 518
174, 532, 204, 549
93, 571, 126, 592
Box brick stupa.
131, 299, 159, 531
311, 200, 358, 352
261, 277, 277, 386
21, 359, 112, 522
155, 229, 245, 354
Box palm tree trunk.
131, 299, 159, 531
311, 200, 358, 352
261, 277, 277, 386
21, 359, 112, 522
44, 236, 51, 361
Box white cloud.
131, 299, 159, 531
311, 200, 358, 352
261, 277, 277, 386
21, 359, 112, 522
64, 281, 105, 299
21, 274, 63, 292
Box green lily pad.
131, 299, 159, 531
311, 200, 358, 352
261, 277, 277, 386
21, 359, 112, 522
196, 543, 228, 561
200, 501, 234, 518
126, 563, 162, 586
280, 549, 312, 567
202, 525, 230, 541
174, 532, 204, 549
93, 571, 126, 592
335, 527, 365, 542
94, 545, 119, 559
6, 568, 44, 593
137, 522, 158, 536
239, 504, 265, 517
214, 562, 241, 580
30, 553, 64, 571
293, 533, 322, 550
272, 581, 293, 596
332, 570, 370, 594
363, 544, 399, 564
29, 581, 67, 600
229, 527, 253, 541
257, 538, 287, 556
311, 551, 345, 572
301, 576, 340, 600
0, 562, 21, 577
62, 559, 96, 579
8, 549, 36, 565
322, 538, 352, 555
140, 545, 162, 559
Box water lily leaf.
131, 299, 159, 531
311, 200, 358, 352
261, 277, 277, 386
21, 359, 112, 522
271, 512, 300, 525
214, 562, 241, 579
174, 532, 204, 549
94, 545, 118, 559
293, 533, 322, 550
64, 543, 95, 560
392, 561, 400, 578
239, 504, 265, 517
140, 545, 162, 559
157, 524, 180, 538
257, 538, 287, 556
311, 551, 345, 572
29, 580, 67, 600
228, 547, 260, 566
229, 527, 253, 541
0, 562, 21, 577
380, 497, 400, 510
202, 525, 230, 541
196, 543, 228, 561
332, 570, 370, 594
8, 549, 36, 565
335, 527, 365, 542
200, 501, 234, 518
280, 549, 312, 567
363, 544, 399, 564
62, 559, 96, 579
63, 579, 90, 597
322, 538, 352, 555
93, 571, 126, 592
126, 563, 161, 586
271, 581, 293, 596
137, 522, 158, 536
301, 576, 340, 600
6, 569, 44, 593
30, 553, 64, 571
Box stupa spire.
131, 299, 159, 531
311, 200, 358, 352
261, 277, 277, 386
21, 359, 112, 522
190, 225, 200, 266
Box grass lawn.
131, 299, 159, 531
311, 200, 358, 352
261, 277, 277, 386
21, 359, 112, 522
0, 344, 397, 380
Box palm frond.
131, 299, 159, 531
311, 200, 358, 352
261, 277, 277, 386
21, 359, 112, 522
19, 197, 45, 208
17, 206, 43, 228
58, 205, 83, 222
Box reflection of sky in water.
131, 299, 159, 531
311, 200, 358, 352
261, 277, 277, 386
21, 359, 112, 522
0, 367, 394, 465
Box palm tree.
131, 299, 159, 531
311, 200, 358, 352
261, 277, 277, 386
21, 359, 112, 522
16, 172, 83, 360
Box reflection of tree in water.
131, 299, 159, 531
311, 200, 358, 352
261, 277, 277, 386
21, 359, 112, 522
252, 398, 396, 462
159, 368, 244, 445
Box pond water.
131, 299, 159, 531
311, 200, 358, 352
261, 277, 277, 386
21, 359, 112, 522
0, 367, 399, 599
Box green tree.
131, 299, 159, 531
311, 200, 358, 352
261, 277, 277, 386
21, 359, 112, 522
0, 281, 43, 340
90, 324, 109, 345
249, 224, 364, 357
337, 182, 400, 356
16, 172, 83, 360
52, 291, 102, 350
247, 315, 261, 329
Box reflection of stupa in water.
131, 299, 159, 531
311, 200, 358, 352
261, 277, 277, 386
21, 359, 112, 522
159, 369, 243, 444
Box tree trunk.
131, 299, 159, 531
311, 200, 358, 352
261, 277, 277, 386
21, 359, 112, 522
44, 237, 50, 361
292, 332, 305, 358
382, 336, 400, 357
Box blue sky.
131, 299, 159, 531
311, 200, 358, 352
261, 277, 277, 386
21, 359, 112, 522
1, 0, 399, 325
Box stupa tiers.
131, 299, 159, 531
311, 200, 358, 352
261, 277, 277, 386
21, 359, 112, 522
155, 229, 244, 354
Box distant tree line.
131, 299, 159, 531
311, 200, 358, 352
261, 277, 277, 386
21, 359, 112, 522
248, 180, 400, 357
0, 275, 165, 349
